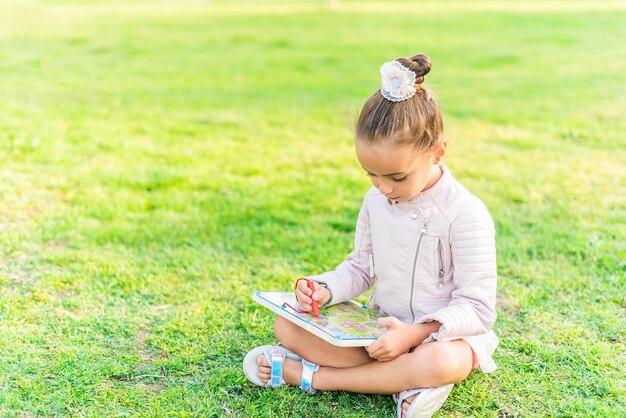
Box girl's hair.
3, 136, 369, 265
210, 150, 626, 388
356, 53, 443, 152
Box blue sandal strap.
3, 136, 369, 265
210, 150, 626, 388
299, 359, 319, 394
268, 348, 285, 387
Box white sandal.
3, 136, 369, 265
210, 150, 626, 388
393, 384, 454, 418
243, 345, 320, 393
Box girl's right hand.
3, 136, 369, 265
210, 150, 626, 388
295, 279, 330, 312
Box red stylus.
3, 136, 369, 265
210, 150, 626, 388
306, 279, 320, 317
295, 278, 320, 317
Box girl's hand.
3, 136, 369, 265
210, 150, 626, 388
365, 317, 418, 362
295, 280, 330, 312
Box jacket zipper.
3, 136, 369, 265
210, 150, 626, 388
369, 253, 375, 278
437, 238, 445, 288
409, 217, 429, 323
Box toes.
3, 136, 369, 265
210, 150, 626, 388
402, 402, 409, 418
401, 394, 418, 418
256, 355, 271, 383
258, 370, 271, 381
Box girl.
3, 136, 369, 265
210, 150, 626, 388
243, 53, 498, 418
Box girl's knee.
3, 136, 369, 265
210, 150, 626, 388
411, 341, 473, 386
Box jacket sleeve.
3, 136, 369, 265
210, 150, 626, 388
306, 198, 374, 305
416, 202, 497, 340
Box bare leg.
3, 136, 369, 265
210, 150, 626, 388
312, 340, 471, 392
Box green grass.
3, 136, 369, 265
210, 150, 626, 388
0, 0, 625, 416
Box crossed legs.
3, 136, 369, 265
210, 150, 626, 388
257, 316, 474, 394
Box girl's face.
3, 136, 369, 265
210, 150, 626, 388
355, 139, 446, 202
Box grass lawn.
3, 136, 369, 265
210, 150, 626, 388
0, 0, 624, 416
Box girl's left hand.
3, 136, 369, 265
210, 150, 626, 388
365, 317, 416, 362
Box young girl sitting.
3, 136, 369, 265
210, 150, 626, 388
243, 52, 498, 418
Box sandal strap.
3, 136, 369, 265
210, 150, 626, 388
268, 348, 285, 387
299, 359, 319, 394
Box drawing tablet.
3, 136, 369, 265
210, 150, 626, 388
253, 291, 385, 347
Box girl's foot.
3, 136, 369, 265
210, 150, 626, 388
256, 354, 303, 386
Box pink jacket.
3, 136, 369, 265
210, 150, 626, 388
308, 164, 498, 354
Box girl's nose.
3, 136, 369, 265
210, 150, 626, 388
378, 179, 393, 195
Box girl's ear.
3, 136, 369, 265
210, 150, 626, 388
434, 140, 447, 164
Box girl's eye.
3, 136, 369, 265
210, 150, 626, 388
392, 176, 407, 182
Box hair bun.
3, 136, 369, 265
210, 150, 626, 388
397, 53, 431, 84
